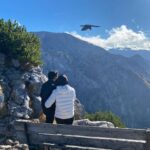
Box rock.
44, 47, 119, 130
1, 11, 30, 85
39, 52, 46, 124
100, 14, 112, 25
6, 139, 13, 145
22, 144, 29, 149
74, 99, 85, 119
13, 140, 20, 146
11, 59, 20, 68
0, 85, 4, 109
0, 53, 47, 120
22, 67, 47, 117
8, 81, 32, 118
10, 82, 29, 105
73, 119, 115, 128
0, 53, 5, 65
1, 139, 29, 150
0, 145, 12, 149
11, 106, 32, 119
23, 67, 47, 96
32, 96, 42, 117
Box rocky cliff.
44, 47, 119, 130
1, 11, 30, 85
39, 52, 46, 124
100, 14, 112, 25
0, 53, 47, 121
0, 52, 85, 123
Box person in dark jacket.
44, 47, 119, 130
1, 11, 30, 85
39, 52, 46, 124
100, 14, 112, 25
40, 71, 58, 123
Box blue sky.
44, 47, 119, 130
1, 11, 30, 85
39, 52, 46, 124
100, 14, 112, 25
0, 0, 150, 50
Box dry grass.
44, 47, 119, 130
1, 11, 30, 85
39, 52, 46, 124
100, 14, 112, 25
38, 111, 46, 123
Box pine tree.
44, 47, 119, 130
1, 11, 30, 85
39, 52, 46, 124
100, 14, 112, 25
0, 19, 42, 68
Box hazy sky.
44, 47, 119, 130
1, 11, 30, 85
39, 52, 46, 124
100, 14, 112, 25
1, 0, 150, 50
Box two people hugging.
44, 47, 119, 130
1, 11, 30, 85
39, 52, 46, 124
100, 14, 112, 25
40, 71, 76, 125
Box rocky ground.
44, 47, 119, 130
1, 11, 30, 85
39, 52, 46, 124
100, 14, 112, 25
0, 138, 29, 150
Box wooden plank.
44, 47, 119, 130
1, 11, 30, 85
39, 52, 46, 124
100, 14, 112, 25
13, 121, 31, 145
13, 121, 26, 131
14, 120, 33, 131
23, 122, 146, 140
145, 129, 150, 150
0, 123, 5, 127
29, 133, 146, 150
15, 131, 28, 144
0, 123, 11, 136
42, 143, 112, 150
0, 125, 6, 135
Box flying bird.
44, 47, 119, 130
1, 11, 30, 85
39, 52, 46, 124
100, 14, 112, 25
80, 24, 100, 31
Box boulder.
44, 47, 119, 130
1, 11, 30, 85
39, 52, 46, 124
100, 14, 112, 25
22, 66, 47, 117
73, 119, 115, 128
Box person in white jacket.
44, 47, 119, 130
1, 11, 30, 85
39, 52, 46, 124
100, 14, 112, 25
45, 74, 76, 124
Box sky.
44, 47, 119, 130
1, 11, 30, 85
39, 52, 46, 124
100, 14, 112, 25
0, 0, 150, 50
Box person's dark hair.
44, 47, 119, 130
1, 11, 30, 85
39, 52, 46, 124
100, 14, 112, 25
48, 71, 58, 80
56, 74, 69, 86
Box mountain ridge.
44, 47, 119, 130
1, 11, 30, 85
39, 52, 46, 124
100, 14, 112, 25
35, 32, 150, 128
109, 48, 150, 62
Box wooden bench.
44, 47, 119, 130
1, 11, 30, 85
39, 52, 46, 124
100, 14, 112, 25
13, 120, 150, 150
0, 123, 6, 135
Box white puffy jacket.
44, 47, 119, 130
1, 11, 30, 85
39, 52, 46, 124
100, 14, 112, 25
45, 85, 76, 119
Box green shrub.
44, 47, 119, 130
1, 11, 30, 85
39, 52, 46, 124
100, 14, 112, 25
84, 111, 125, 128
0, 19, 41, 67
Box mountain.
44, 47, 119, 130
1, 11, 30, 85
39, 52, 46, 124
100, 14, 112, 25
109, 48, 150, 62
35, 32, 150, 128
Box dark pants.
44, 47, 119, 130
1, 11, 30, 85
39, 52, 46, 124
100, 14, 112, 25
55, 117, 74, 125
44, 103, 56, 123
46, 114, 54, 123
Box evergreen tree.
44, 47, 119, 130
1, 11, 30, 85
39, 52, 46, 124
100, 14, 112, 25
0, 19, 41, 67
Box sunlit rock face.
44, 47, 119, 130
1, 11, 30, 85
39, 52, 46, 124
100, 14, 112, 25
0, 53, 47, 120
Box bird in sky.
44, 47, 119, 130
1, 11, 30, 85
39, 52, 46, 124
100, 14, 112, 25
80, 24, 100, 31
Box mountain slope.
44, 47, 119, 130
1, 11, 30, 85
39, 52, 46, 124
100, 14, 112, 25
109, 48, 150, 62
35, 32, 150, 128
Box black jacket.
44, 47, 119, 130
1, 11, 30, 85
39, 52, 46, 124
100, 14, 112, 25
40, 80, 56, 115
